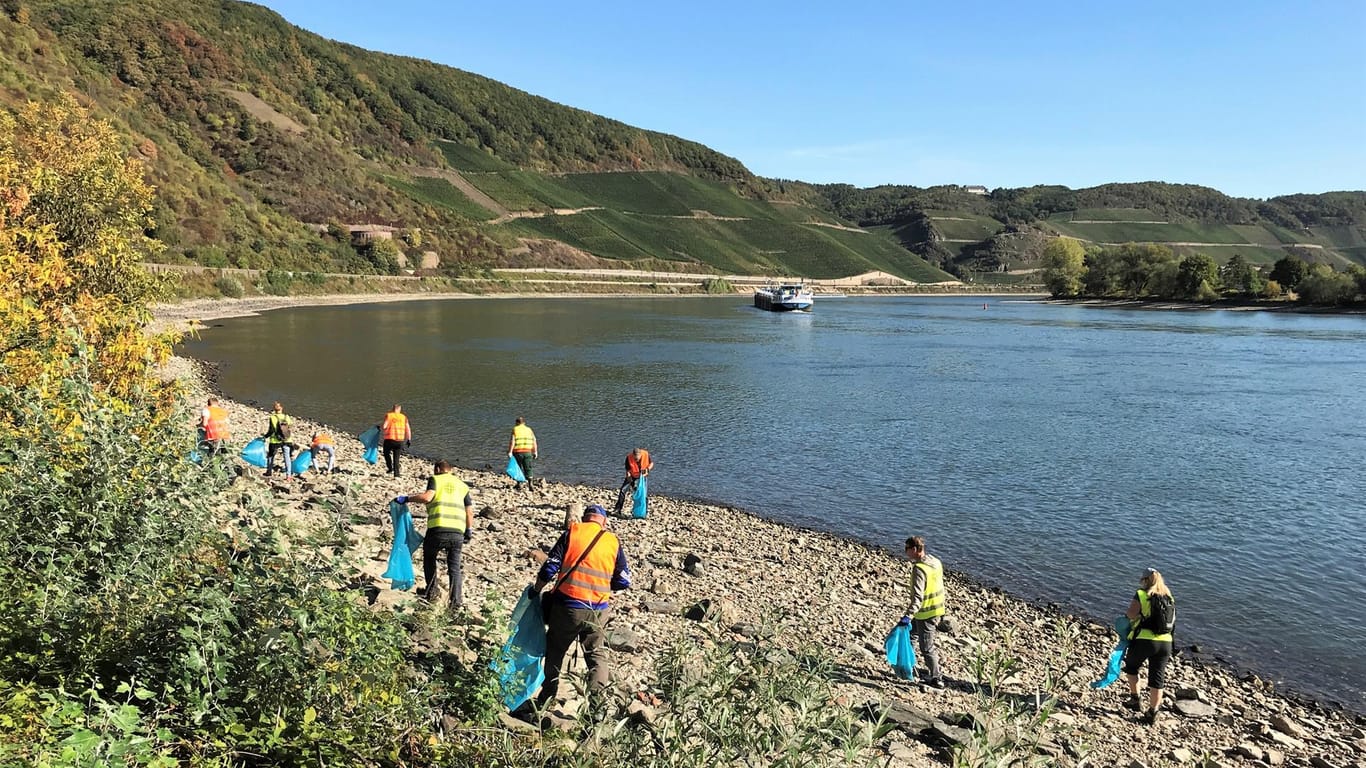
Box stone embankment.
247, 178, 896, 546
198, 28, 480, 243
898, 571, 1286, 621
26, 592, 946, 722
178, 360, 1363, 768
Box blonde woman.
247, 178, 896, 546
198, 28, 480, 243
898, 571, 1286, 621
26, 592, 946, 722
1122, 568, 1176, 724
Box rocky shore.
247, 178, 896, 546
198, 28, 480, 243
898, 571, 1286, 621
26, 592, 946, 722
165, 348, 1363, 768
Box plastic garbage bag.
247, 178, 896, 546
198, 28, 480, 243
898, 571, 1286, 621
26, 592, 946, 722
240, 438, 268, 468
884, 621, 917, 680
291, 449, 313, 475
188, 450, 203, 465
1090, 616, 1133, 689
491, 587, 547, 712
631, 476, 648, 518
359, 426, 381, 465
505, 454, 526, 483
382, 501, 424, 591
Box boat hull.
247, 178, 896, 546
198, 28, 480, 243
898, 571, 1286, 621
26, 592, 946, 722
754, 295, 811, 312
753, 283, 814, 312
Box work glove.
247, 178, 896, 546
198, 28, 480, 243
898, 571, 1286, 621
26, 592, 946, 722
897, 616, 911, 627
405, 440, 411, 448
462, 530, 472, 544
394, 495, 408, 504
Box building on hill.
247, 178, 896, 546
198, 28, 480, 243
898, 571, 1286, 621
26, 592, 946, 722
963, 185, 989, 196
348, 224, 396, 244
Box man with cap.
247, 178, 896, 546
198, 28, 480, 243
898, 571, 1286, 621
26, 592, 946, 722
530, 504, 631, 716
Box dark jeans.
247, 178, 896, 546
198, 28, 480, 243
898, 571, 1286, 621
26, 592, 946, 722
422, 528, 464, 608
537, 598, 610, 708
265, 442, 293, 475
913, 617, 941, 682
383, 439, 404, 477
613, 476, 639, 514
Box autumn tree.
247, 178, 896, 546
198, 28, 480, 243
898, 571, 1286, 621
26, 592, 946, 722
1040, 237, 1086, 297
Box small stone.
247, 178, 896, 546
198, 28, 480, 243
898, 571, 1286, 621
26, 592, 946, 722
478, 505, 499, 519
605, 625, 641, 653
1175, 687, 1201, 700
1173, 699, 1217, 718
1263, 748, 1285, 766
683, 553, 704, 576
498, 711, 537, 733
1265, 729, 1305, 750
640, 599, 680, 614
1270, 713, 1306, 739
1127, 760, 1150, 768
1233, 743, 1263, 761
1170, 747, 1194, 763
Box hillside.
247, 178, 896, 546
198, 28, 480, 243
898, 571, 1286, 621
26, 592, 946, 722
808, 181, 1366, 281
0, 0, 953, 283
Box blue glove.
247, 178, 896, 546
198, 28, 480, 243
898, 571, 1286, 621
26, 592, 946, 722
395, 495, 407, 504
897, 616, 911, 627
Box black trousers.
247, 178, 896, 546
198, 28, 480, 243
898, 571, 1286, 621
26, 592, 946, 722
382, 439, 404, 477
422, 528, 464, 608
613, 476, 639, 514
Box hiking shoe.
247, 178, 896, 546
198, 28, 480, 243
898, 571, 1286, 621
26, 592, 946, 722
923, 678, 946, 690
1124, 693, 1141, 711
1141, 708, 1160, 726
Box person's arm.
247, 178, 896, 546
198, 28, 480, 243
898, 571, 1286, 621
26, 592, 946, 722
534, 532, 570, 591
532, 434, 538, 459
507, 432, 515, 457
400, 476, 438, 505
610, 547, 631, 591
405, 420, 412, 443
462, 492, 474, 539
902, 564, 927, 618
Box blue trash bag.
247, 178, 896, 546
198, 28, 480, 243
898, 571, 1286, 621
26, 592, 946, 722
188, 450, 203, 465
291, 449, 313, 475
382, 501, 424, 591
359, 426, 381, 465
490, 587, 547, 712
240, 438, 268, 468
631, 476, 649, 518
885, 621, 917, 680
1090, 615, 1133, 689
505, 454, 527, 483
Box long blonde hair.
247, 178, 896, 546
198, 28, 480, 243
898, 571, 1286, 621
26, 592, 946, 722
1141, 568, 1171, 597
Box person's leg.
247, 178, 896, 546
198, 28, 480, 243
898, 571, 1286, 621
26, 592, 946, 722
445, 535, 463, 609
576, 606, 612, 691
1122, 641, 1152, 711
1145, 642, 1172, 716
538, 600, 576, 707
265, 442, 279, 475
382, 440, 397, 473
392, 441, 403, 477
914, 618, 941, 683
514, 453, 531, 490
324, 446, 335, 472
613, 477, 633, 515
283, 445, 293, 477
421, 532, 440, 601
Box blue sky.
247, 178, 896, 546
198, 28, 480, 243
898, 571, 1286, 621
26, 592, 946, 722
259, 0, 1364, 198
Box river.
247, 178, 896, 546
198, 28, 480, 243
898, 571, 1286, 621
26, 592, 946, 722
180, 295, 1366, 710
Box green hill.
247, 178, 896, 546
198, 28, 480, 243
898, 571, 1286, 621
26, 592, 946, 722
0, 0, 953, 282
807, 181, 1366, 280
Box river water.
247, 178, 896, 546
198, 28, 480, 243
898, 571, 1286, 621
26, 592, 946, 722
181, 296, 1366, 710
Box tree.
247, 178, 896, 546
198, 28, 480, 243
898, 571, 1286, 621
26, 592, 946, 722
1295, 269, 1357, 305
0, 99, 175, 445
1176, 253, 1220, 300
1220, 254, 1263, 296
1269, 255, 1310, 291
1040, 237, 1086, 297
1083, 248, 1123, 296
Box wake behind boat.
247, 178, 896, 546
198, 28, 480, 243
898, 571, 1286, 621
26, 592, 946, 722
754, 282, 813, 312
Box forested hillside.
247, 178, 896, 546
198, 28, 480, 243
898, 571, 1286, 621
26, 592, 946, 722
806, 181, 1366, 280
0, 0, 952, 281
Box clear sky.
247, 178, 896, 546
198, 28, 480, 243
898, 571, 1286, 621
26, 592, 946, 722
258, 0, 1364, 199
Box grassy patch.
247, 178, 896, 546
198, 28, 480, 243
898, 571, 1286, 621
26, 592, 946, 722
385, 175, 498, 221
434, 139, 517, 172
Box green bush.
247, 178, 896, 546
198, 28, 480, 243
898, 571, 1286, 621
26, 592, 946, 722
701, 277, 733, 294
214, 274, 245, 297
262, 268, 293, 296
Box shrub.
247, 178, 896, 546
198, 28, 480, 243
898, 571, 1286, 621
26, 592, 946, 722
701, 277, 733, 294
215, 274, 245, 297
263, 268, 293, 296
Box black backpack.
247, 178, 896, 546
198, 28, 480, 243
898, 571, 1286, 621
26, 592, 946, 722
1140, 593, 1176, 634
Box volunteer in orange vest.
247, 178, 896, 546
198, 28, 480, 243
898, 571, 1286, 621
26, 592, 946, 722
898, 535, 947, 689
613, 447, 655, 515
529, 504, 631, 714
309, 431, 336, 474
378, 404, 412, 479
197, 396, 230, 458
507, 416, 539, 491
397, 460, 475, 610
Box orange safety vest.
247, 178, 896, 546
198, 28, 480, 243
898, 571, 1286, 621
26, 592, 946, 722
626, 449, 652, 479
203, 405, 230, 441
382, 411, 409, 441
554, 521, 620, 605
311, 433, 334, 448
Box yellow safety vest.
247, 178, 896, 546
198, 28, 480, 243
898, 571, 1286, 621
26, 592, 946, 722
913, 555, 946, 620
1135, 589, 1174, 642
428, 474, 469, 531
511, 424, 536, 453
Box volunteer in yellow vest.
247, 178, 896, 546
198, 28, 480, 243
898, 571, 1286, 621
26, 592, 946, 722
197, 396, 230, 458
1123, 568, 1176, 725
309, 431, 336, 474
613, 447, 655, 515
898, 535, 947, 689
530, 504, 631, 713
507, 416, 539, 491
397, 460, 474, 609
378, 404, 412, 478
262, 401, 295, 479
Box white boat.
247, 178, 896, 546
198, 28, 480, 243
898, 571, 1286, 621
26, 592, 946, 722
753, 282, 814, 312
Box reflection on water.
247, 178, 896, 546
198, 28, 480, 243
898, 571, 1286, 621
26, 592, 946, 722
182, 296, 1366, 710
